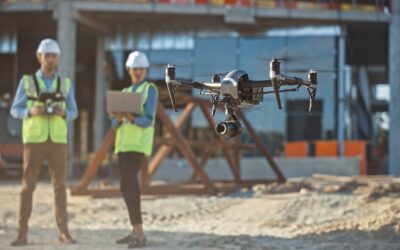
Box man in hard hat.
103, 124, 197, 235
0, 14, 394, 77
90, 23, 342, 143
9, 38, 78, 246
112, 51, 157, 248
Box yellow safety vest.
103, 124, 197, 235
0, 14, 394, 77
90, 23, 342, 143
22, 74, 71, 144
114, 81, 158, 156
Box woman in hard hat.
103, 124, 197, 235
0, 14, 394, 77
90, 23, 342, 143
112, 51, 158, 248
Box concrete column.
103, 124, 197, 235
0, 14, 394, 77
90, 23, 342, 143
55, 0, 77, 178
389, 1, 400, 175
337, 28, 346, 156
93, 36, 107, 150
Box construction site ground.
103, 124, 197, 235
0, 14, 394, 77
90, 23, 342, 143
0, 176, 400, 250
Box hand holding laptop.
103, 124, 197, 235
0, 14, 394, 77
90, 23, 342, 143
111, 112, 135, 122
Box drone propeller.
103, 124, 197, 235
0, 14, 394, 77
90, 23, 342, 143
255, 55, 303, 63
165, 64, 178, 112
213, 72, 230, 76
152, 62, 189, 67
272, 57, 289, 62
286, 68, 336, 74
195, 71, 230, 79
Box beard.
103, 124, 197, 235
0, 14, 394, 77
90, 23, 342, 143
44, 62, 57, 71
45, 63, 56, 72
134, 75, 144, 82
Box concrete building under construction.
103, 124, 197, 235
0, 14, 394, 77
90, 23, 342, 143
0, 0, 396, 176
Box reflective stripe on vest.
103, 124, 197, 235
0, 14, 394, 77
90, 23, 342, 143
22, 74, 71, 144
114, 81, 158, 156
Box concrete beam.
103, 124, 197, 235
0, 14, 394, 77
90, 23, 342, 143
74, 1, 153, 13
389, 1, 400, 175
0, 1, 389, 24
55, 0, 77, 178
0, 2, 54, 12
73, 2, 389, 24
224, 7, 255, 24
72, 11, 112, 35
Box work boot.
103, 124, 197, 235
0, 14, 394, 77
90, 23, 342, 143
116, 234, 133, 244
10, 236, 28, 247
11, 225, 28, 247
58, 232, 77, 244
128, 237, 147, 248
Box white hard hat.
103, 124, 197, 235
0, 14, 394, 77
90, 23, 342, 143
36, 38, 61, 54
125, 51, 149, 68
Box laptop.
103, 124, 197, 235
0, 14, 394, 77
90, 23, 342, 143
106, 90, 142, 115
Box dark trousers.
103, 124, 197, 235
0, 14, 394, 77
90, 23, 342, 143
118, 152, 144, 225
18, 141, 69, 237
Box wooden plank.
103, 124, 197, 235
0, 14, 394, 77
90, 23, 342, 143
144, 185, 210, 195
215, 179, 276, 185
190, 147, 214, 182
157, 103, 216, 194
148, 102, 196, 176
77, 129, 116, 190
236, 109, 285, 182
312, 174, 355, 183
234, 135, 241, 178
312, 174, 400, 185
155, 138, 254, 149
70, 180, 277, 197
70, 187, 121, 197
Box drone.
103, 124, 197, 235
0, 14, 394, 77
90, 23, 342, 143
165, 58, 318, 138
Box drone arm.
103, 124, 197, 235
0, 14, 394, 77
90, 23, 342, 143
243, 78, 312, 89
276, 75, 309, 86
170, 80, 221, 91
242, 80, 272, 89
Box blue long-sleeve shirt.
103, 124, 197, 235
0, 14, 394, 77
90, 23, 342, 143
10, 70, 78, 121
111, 81, 158, 128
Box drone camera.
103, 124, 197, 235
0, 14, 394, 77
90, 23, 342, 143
215, 121, 242, 138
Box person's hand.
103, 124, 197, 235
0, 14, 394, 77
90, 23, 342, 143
54, 107, 66, 117
29, 107, 46, 116
112, 112, 124, 122
123, 112, 135, 121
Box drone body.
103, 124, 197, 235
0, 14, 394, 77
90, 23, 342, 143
165, 59, 318, 138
